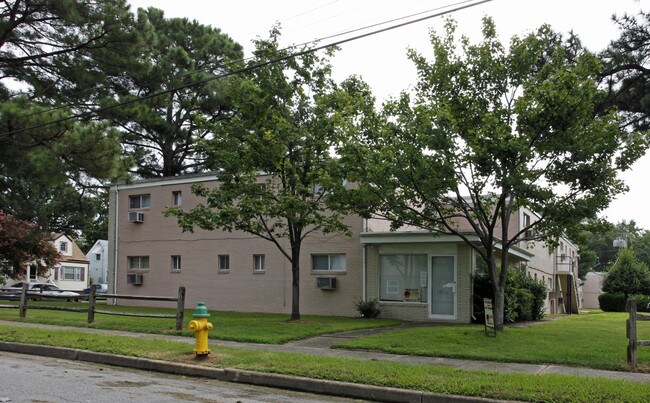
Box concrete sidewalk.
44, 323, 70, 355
0, 320, 648, 402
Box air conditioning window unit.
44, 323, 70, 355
127, 274, 143, 285
128, 211, 144, 223
316, 277, 336, 290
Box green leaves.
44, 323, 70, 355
602, 248, 650, 298
337, 17, 646, 329
103, 7, 244, 178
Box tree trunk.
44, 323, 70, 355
486, 250, 506, 330
290, 245, 301, 321
493, 287, 505, 331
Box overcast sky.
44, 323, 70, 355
129, 0, 650, 230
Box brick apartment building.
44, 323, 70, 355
108, 173, 579, 321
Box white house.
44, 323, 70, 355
34, 234, 89, 291
86, 239, 109, 284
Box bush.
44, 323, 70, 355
504, 285, 519, 323
517, 273, 548, 320
598, 292, 626, 312
355, 298, 381, 318
474, 269, 547, 324
514, 288, 534, 322
472, 271, 492, 323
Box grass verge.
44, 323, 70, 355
0, 302, 400, 344
334, 311, 650, 371
0, 324, 648, 402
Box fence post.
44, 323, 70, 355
176, 286, 186, 330
19, 283, 28, 318
626, 298, 638, 368
87, 284, 97, 324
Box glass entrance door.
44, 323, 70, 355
430, 256, 456, 318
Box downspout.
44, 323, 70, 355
112, 187, 119, 306
471, 249, 476, 321
362, 218, 367, 301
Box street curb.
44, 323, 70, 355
0, 341, 508, 403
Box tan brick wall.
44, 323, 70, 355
111, 178, 363, 317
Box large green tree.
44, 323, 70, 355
569, 219, 646, 278
102, 7, 244, 178
166, 30, 355, 320
0, 0, 142, 105
0, 99, 125, 242
0, 0, 140, 244
602, 248, 650, 299
600, 10, 650, 131
339, 18, 646, 330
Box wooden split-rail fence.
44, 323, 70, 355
626, 298, 650, 368
0, 284, 186, 330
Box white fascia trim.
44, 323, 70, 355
360, 232, 480, 244
361, 231, 534, 260
111, 174, 219, 191
110, 172, 273, 192
494, 243, 535, 260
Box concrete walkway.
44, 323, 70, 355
0, 320, 649, 402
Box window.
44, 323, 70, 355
128, 256, 150, 270
95, 253, 101, 261
254, 255, 265, 272
129, 194, 150, 209
171, 255, 181, 271
59, 241, 67, 252
172, 191, 182, 206
379, 254, 427, 302
60, 266, 84, 281
218, 255, 230, 271
312, 254, 346, 271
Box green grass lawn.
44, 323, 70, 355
0, 324, 648, 402
335, 311, 650, 371
2, 302, 649, 372
0, 301, 400, 344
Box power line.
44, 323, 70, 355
13, 0, 484, 121
1, 0, 493, 138
18, 0, 484, 121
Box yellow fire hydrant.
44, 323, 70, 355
188, 301, 213, 358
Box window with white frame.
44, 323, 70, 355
379, 254, 428, 302
95, 253, 101, 260
59, 241, 67, 252
171, 255, 181, 271
253, 254, 265, 272
60, 266, 84, 281
129, 194, 150, 209
127, 256, 150, 270
172, 191, 182, 206
312, 254, 346, 271
218, 255, 230, 271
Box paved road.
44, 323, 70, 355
0, 351, 368, 403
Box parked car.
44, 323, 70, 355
81, 283, 108, 295
1, 282, 80, 301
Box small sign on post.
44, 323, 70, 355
484, 298, 496, 337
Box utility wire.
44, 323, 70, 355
15, 0, 483, 121
1, 0, 493, 137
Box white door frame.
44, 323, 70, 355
428, 255, 457, 320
